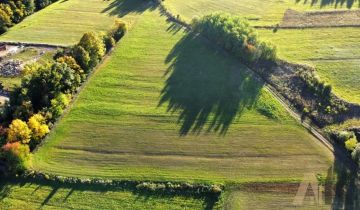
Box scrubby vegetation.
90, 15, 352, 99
0, 21, 126, 174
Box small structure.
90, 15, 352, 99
0, 44, 6, 51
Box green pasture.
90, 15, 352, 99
163, 0, 360, 104
0, 180, 207, 210
32, 8, 334, 184
259, 27, 360, 104
163, 0, 359, 26
0, 0, 122, 46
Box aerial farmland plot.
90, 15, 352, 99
0, 0, 118, 46
0, 0, 360, 209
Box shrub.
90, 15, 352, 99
72, 45, 91, 73
7, 119, 32, 144
22, 62, 42, 76
48, 93, 70, 120
110, 20, 127, 41
337, 131, 354, 143
56, 55, 85, 81
27, 113, 49, 142
77, 31, 105, 69
1, 142, 31, 173
103, 35, 116, 53
345, 137, 358, 151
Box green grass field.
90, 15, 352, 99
163, 0, 357, 26
259, 28, 360, 104
0, 0, 122, 46
32, 7, 334, 184
0, 181, 207, 210
163, 0, 360, 104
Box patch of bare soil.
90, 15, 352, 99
281, 9, 360, 28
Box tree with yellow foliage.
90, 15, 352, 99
27, 114, 50, 141
7, 119, 32, 144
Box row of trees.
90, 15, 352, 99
192, 13, 277, 64
0, 0, 58, 33
0, 21, 127, 174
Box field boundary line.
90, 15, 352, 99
0, 41, 66, 48
255, 25, 360, 30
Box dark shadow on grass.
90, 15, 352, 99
0, 181, 10, 201
330, 145, 360, 209
1, 178, 216, 210
41, 185, 59, 206
63, 188, 75, 201
159, 33, 263, 136
295, 0, 360, 8
102, 0, 157, 17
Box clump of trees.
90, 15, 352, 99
0, 21, 127, 174
0, 0, 58, 33
192, 13, 277, 64
330, 130, 360, 165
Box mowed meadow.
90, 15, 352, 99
32, 7, 334, 183
163, 0, 360, 104
163, 0, 358, 26
0, 0, 124, 46
0, 181, 207, 209
259, 28, 360, 104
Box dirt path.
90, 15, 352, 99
265, 85, 357, 169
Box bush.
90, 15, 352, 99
110, 20, 127, 41
192, 13, 277, 63
103, 35, 116, 53
27, 113, 49, 142
47, 93, 70, 120
56, 55, 85, 81
7, 119, 32, 144
336, 131, 354, 143
1, 142, 31, 173
72, 45, 91, 73
77, 32, 105, 69
22, 62, 42, 76
345, 137, 358, 151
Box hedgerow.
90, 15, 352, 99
17, 170, 223, 199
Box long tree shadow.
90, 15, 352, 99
159, 33, 263, 136
102, 0, 157, 17
330, 144, 360, 209
296, 0, 360, 8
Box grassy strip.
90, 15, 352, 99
0, 178, 211, 210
